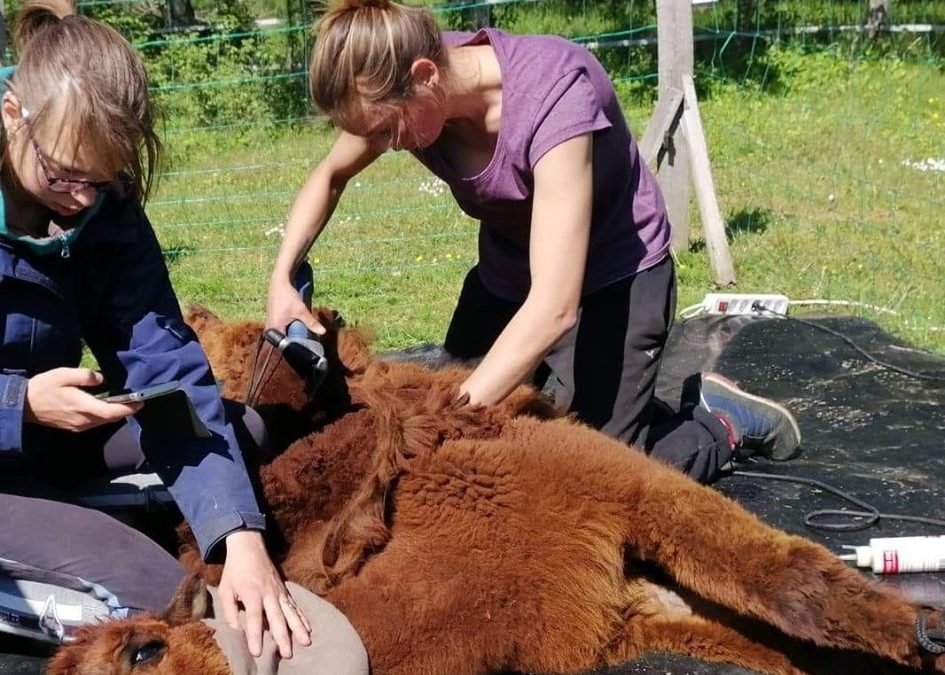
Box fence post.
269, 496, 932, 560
681, 74, 736, 285
867, 0, 890, 38
643, 0, 736, 286
167, 0, 198, 31
654, 0, 693, 251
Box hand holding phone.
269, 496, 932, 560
24, 367, 145, 432
95, 380, 181, 404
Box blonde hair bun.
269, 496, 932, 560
312, 0, 443, 119
337, 0, 395, 10
12, 0, 75, 56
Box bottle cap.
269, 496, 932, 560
840, 545, 873, 568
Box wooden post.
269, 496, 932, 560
867, 0, 890, 39
681, 74, 736, 286
653, 0, 693, 251
643, 0, 737, 286
167, 0, 198, 30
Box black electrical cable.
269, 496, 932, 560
730, 469, 945, 532
751, 304, 945, 383
916, 609, 945, 655
732, 308, 945, 529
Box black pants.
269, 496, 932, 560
0, 400, 265, 618
444, 257, 732, 484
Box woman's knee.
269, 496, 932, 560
0, 493, 185, 615
222, 399, 269, 458
207, 582, 369, 674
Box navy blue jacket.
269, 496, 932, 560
0, 188, 265, 560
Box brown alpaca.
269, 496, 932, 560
48, 306, 945, 675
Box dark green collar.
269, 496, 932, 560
0, 65, 105, 257
0, 189, 105, 258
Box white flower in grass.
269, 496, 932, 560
901, 157, 945, 172
418, 177, 447, 196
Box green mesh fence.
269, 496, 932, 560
2, 0, 941, 349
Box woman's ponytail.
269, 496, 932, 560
12, 0, 75, 58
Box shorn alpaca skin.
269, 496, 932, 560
48, 306, 945, 675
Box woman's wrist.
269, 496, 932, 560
224, 529, 266, 554
270, 262, 297, 286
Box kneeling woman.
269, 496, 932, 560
267, 0, 802, 484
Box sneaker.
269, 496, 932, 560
699, 372, 802, 461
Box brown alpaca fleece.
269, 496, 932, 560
50, 306, 945, 675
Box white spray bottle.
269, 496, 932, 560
839, 535, 945, 574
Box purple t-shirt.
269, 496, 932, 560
412, 29, 672, 302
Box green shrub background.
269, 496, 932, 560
4, 0, 942, 354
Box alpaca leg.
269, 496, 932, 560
624, 466, 940, 668
177, 540, 224, 587
605, 615, 803, 675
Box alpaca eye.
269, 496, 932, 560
132, 640, 164, 665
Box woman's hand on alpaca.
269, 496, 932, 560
218, 530, 312, 659
24, 367, 142, 430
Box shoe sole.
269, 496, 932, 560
700, 372, 803, 460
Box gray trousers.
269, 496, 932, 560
0, 492, 186, 640
443, 257, 734, 483
0, 401, 266, 615
0, 401, 310, 638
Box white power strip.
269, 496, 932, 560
702, 293, 789, 316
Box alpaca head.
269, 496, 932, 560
47, 576, 226, 675
185, 304, 374, 425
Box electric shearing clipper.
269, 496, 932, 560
263, 321, 328, 397
261, 262, 328, 397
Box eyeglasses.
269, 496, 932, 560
21, 108, 112, 194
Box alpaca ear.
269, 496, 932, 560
163, 573, 211, 625
185, 304, 223, 334
46, 644, 83, 675
312, 306, 346, 333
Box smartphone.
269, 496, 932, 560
95, 381, 181, 404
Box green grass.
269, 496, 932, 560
151, 50, 945, 355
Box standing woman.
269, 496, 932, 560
0, 0, 350, 663
268, 0, 802, 483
